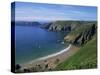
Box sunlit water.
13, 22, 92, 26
15, 24, 69, 64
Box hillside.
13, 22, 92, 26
15, 20, 97, 72
42, 21, 96, 32
42, 20, 97, 70
56, 36, 97, 70
64, 23, 97, 45
55, 21, 97, 70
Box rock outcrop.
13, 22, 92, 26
72, 24, 96, 45
42, 21, 96, 32
48, 21, 77, 32
42, 20, 97, 46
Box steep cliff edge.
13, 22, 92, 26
64, 23, 97, 46
56, 21, 97, 70
43, 21, 96, 32
42, 20, 97, 46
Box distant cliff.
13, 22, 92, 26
42, 20, 97, 45
42, 21, 96, 31
44, 21, 80, 31
13, 21, 41, 26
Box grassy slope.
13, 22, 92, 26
56, 37, 97, 70
64, 24, 92, 42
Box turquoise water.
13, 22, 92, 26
15, 24, 69, 64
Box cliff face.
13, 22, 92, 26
43, 21, 96, 32
48, 21, 80, 32
64, 23, 97, 46
42, 20, 97, 45
73, 24, 96, 45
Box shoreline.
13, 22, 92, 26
38, 44, 71, 60
29, 44, 71, 63
20, 44, 79, 70
21, 44, 71, 66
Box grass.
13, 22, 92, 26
64, 23, 93, 42
56, 37, 97, 70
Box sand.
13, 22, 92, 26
21, 44, 79, 70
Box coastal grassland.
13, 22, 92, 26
64, 24, 93, 42
69, 24, 92, 36
15, 21, 97, 73
56, 36, 97, 70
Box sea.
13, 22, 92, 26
15, 22, 69, 64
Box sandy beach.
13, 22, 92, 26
20, 44, 79, 71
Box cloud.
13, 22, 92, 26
15, 2, 97, 21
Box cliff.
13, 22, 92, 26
43, 21, 96, 32
42, 20, 97, 45
56, 21, 97, 70
64, 23, 97, 46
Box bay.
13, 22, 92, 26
15, 23, 69, 64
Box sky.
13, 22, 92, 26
12, 2, 97, 21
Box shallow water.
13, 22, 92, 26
15, 24, 69, 64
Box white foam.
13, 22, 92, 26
37, 44, 71, 60
23, 44, 72, 65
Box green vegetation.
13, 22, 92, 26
15, 21, 97, 72
69, 24, 91, 36
64, 25, 90, 42
47, 21, 96, 32
42, 20, 97, 70
56, 37, 97, 70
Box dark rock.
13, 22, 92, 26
64, 26, 71, 31
45, 64, 49, 69
15, 64, 21, 70
42, 21, 97, 33
73, 33, 82, 45
55, 58, 60, 64
42, 21, 97, 46
23, 68, 30, 72
73, 24, 96, 46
